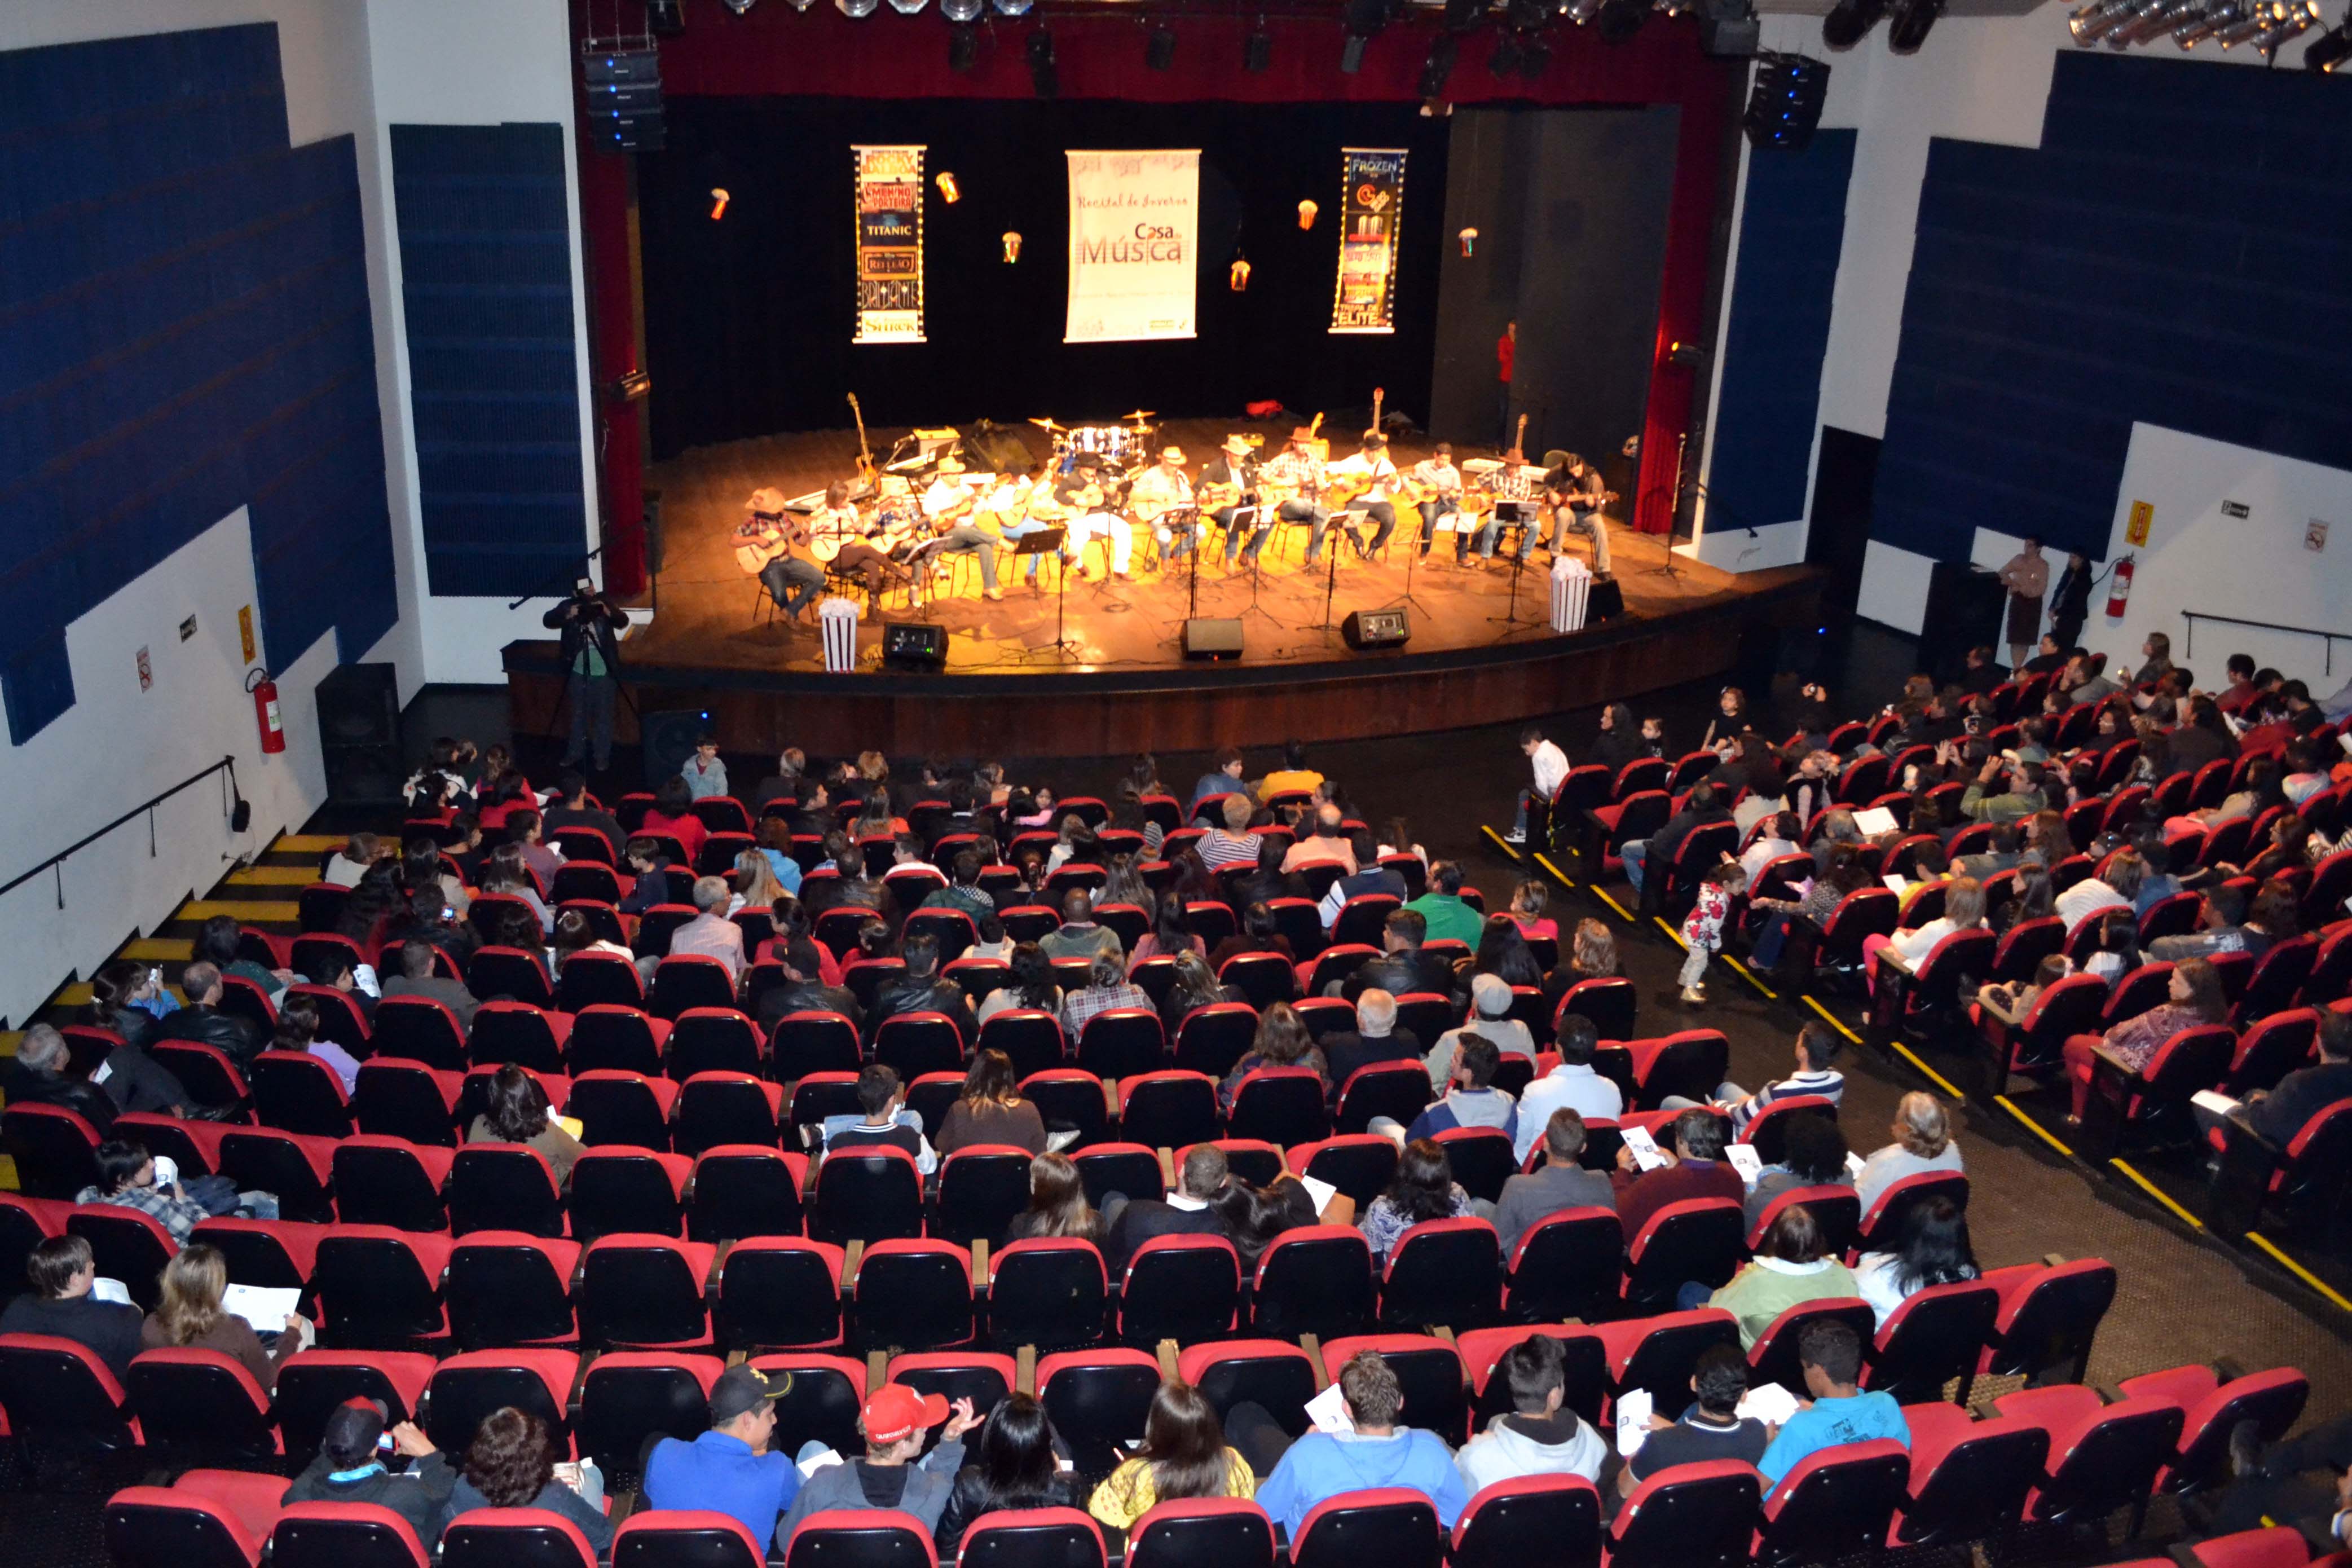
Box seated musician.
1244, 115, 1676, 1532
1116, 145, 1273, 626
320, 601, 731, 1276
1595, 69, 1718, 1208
1473, 448, 1540, 566
809, 478, 911, 599
1542, 451, 1613, 575
980, 464, 1054, 587
871, 475, 929, 566
738, 486, 827, 623
1324, 433, 1404, 560
1260, 425, 1338, 567
1056, 451, 1133, 581
1201, 435, 1267, 565
1409, 443, 1464, 561
911, 456, 1005, 602
1127, 445, 1197, 563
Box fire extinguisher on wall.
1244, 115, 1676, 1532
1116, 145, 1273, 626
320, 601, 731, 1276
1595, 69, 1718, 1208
248, 667, 285, 755
2104, 556, 2135, 619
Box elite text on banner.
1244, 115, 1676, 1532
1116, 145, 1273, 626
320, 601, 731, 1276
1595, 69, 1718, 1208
1331, 147, 1407, 335
1065, 149, 1199, 344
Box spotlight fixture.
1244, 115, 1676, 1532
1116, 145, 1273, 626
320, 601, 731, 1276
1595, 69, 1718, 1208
1565, 0, 1603, 21
2249, 0, 2318, 50
787, 0, 816, 10
1146, 21, 1178, 68
1743, 50, 1829, 148
646, 0, 686, 34
837, 0, 877, 17
943, 0, 981, 18
1244, 19, 1273, 68
886, 0, 929, 15
1027, 27, 1058, 95
2172, 3, 2242, 44
1821, 0, 1886, 46
721, 0, 757, 11
1504, 0, 1552, 26
993, 0, 1033, 15
1596, 0, 1649, 42
1342, 0, 1399, 71
948, 25, 979, 69
2305, 21, 2352, 64
2108, 0, 2202, 42
1699, 0, 1759, 55
1885, 0, 1942, 51
1514, 28, 1553, 73
1419, 32, 1460, 94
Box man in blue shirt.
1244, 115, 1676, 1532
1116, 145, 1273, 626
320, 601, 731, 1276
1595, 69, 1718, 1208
644, 1364, 800, 1545
1250, 1351, 1469, 1537
1757, 1320, 1909, 1486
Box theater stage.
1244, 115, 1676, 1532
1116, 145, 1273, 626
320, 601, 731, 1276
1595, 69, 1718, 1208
504, 418, 1822, 759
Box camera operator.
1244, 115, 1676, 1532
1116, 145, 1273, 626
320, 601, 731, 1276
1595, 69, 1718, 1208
543, 578, 629, 774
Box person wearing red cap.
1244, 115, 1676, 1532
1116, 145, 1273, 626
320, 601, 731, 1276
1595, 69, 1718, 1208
774, 1382, 980, 1551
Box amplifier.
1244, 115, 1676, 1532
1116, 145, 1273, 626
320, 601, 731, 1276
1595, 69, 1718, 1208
882, 621, 949, 670
1342, 607, 1411, 650
1183, 619, 1244, 661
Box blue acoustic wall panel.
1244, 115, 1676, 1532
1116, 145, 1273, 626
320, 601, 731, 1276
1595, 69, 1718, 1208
0, 23, 395, 743
1710, 130, 1856, 532
390, 124, 587, 597
1873, 51, 2352, 566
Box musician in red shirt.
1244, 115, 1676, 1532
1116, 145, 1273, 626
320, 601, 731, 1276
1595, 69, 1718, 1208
1495, 320, 1517, 449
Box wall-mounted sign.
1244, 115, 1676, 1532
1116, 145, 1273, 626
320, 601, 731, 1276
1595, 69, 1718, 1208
179, 615, 198, 642
2307, 518, 2330, 554
2221, 499, 2250, 519
2125, 500, 2153, 548
136, 646, 152, 691
239, 605, 257, 663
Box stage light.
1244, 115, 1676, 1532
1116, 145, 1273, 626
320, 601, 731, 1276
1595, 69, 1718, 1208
2249, 0, 2318, 50
2108, 0, 2202, 42
1515, 28, 1553, 73
647, 0, 686, 35
709, 188, 730, 219
1886, 0, 1942, 51
1596, 0, 1649, 43
1027, 27, 1058, 94
1297, 199, 1319, 230
1002, 231, 1023, 262
942, 0, 981, 17
1504, 0, 1552, 27
1230, 257, 1252, 290
1146, 21, 1178, 68
721, 0, 756, 11
1565, 0, 1603, 21
787, 0, 816, 10
1743, 50, 1829, 148
1821, 0, 1885, 47
1245, 20, 1272, 68
1458, 226, 1478, 256
886, 0, 928, 15
2173, 3, 2240, 44
1418, 32, 1459, 95
836, 0, 877, 17
946, 24, 978, 68
935, 171, 961, 202
2306, 22, 2352, 65
993, 0, 1032, 14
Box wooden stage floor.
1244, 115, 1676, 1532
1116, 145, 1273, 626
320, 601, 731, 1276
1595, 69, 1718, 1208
632, 419, 1803, 675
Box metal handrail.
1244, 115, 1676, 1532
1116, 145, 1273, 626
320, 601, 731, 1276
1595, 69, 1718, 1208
0, 755, 238, 909
2179, 611, 2352, 677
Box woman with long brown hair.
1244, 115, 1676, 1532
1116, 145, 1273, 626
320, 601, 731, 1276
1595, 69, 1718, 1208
140, 1243, 312, 1391
933, 1049, 1046, 1156
1003, 1151, 1104, 1243
1087, 1380, 1257, 1529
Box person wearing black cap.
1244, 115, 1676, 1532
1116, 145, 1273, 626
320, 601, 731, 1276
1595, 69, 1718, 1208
644, 1365, 801, 1548
284, 1397, 457, 1537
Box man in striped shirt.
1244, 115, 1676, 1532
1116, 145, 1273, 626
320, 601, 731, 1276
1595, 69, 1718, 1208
1660, 1021, 1846, 1134
1196, 794, 1261, 870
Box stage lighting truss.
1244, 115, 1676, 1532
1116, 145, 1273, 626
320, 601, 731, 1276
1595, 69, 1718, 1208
2067, 0, 2322, 51
943, 0, 983, 17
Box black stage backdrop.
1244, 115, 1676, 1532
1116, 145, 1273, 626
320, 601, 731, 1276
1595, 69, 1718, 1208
640, 97, 1450, 458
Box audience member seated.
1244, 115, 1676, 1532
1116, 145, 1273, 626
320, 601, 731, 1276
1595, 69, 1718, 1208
976, 941, 1059, 1028
2055, 848, 2142, 931
1321, 988, 1424, 1091
1495, 1109, 1615, 1258
1039, 891, 1124, 963
777, 1384, 980, 1545
1211, 900, 1296, 976
1514, 1017, 1623, 1165
150, 961, 263, 1072
380, 938, 482, 1030
1613, 1108, 1745, 1239
2205, 1011, 2352, 1148
933, 1393, 1085, 1558
1855, 1093, 1965, 1213
1103, 1143, 1231, 1271
80, 1138, 276, 1241
1865, 877, 1987, 995
1127, 891, 1203, 967
1692, 1205, 1857, 1347
1243, 1350, 1469, 1536
932, 1050, 1047, 1156
756, 934, 861, 1030
1457, 1334, 1606, 1492
1399, 1035, 1517, 1146
1210, 1175, 1342, 1272
1059, 950, 1151, 1041
667, 874, 747, 985
1319, 835, 1407, 931
619, 839, 685, 916
1619, 1344, 1768, 1497
643, 1365, 799, 1547
1620, 783, 1732, 901
1666, 1021, 1846, 1135
139, 1243, 313, 1391
1358, 1137, 1477, 1262
871, 933, 979, 1049
641, 776, 710, 865
193, 912, 293, 1001
2148, 882, 2262, 963
0, 1236, 144, 1381
286, 1396, 458, 1536
1281, 805, 1359, 875
1089, 1378, 1258, 1530
1745, 1112, 1851, 1233
81, 961, 179, 1052
1852, 1195, 1978, 1328
1219, 1003, 1329, 1109
5, 1023, 125, 1131
1425, 975, 1537, 1083
1403, 860, 1485, 946
1256, 740, 1323, 805
2061, 957, 2226, 1124
1756, 1321, 1909, 1486
1196, 794, 1262, 871
273, 994, 360, 1096
2209, 1416, 2352, 1541
438, 1406, 614, 1557
468, 1063, 588, 1190
1005, 1151, 1108, 1244
822, 1064, 939, 1174
1338, 909, 1458, 1003
543, 770, 625, 851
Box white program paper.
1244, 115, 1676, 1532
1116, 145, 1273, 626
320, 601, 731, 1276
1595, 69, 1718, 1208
2191, 1090, 2242, 1117
1297, 1173, 1341, 1215
222, 1283, 300, 1334
1851, 807, 1900, 836
91, 1277, 133, 1306
1304, 1380, 1356, 1434
1846, 1151, 1867, 1181
152, 1155, 179, 1189
1725, 1144, 1765, 1187
1621, 1125, 1668, 1171
1736, 1382, 1802, 1425
1614, 1387, 1654, 1456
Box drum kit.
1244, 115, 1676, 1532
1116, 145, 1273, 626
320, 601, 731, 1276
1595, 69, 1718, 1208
1032, 409, 1158, 481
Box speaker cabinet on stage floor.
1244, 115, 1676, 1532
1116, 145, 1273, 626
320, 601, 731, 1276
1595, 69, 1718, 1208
882, 622, 948, 671
314, 662, 403, 807
641, 708, 709, 787
1588, 575, 1625, 622
1341, 608, 1411, 650
1183, 619, 1243, 661
1919, 561, 2005, 685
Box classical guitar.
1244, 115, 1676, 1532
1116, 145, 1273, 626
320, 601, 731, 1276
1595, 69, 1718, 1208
848, 393, 878, 488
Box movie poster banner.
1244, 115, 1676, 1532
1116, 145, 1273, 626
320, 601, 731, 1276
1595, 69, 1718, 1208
1065, 149, 1199, 344
1331, 147, 1407, 335
853, 144, 925, 344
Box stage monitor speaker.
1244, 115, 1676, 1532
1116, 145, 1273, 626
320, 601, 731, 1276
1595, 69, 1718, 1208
323, 744, 407, 808
882, 622, 949, 671
1183, 619, 1244, 661
1341, 607, 1411, 650
641, 707, 710, 789
1588, 575, 1626, 622
1919, 561, 2006, 685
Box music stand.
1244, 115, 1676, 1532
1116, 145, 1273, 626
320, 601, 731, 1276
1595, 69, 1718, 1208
1223, 506, 1287, 629
1314, 508, 1364, 634
1382, 503, 1436, 619
1486, 502, 1538, 632
1010, 526, 1081, 663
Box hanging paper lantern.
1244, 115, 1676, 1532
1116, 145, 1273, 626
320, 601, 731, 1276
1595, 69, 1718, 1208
1230, 257, 1252, 292
1296, 199, 1318, 230
1002, 231, 1022, 263
708, 188, 731, 220
935, 171, 960, 204
1458, 226, 1478, 257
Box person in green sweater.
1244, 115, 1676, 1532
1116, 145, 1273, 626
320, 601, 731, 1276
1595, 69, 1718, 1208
1403, 861, 1486, 948
1683, 1203, 1857, 1349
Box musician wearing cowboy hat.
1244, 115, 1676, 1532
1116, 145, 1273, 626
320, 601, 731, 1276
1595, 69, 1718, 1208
1202, 435, 1269, 565
1054, 450, 1133, 581
1259, 425, 1335, 566
1127, 444, 1197, 563
1324, 433, 1403, 560
911, 455, 1005, 601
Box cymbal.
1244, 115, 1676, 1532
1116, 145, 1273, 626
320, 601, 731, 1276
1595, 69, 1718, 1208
1029, 417, 1065, 431
1122, 409, 1156, 422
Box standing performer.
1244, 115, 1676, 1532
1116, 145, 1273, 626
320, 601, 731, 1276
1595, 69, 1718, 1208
544, 579, 629, 775
1127, 445, 1197, 564
736, 486, 827, 623
1200, 435, 1266, 566
1495, 319, 1518, 448
1325, 434, 1408, 560
1261, 425, 1337, 567
1996, 536, 2050, 671
911, 456, 1005, 601
1410, 442, 1464, 561
1543, 452, 1617, 576
1056, 451, 1133, 580
809, 479, 911, 601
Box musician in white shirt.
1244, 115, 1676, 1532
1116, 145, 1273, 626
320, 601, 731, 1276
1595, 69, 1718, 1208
808, 479, 906, 598
1126, 446, 1197, 563
1410, 444, 1464, 561
1055, 452, 1133, 579
981, 465, 1055, 587
910, 457, 1003, 601
1324, 434, 1404, 558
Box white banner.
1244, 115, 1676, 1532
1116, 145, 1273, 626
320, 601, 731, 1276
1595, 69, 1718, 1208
1065, 149, 1199, 344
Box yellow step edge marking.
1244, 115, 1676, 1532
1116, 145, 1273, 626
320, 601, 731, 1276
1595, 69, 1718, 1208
1479, 825, 1523, 864
0, 1154, 17, 1190
1886, 1039, 1965, 1101
2108, 1158, 2205, 1230
1653, 917, 1690, 951
276, 835, 343, 852
178, 900, 301, 922
0, 1032, 20, 1060
1720, 954, 1778, 1001
1590, 887, 1633, 923
2246, 1232, 2352, 1314
1800, 996, 1863, 1045
1994, 1095, 2078, 1160
53, 983, 184, 1008
1532, 853, 1576, 890
226, 866, 316, 886
119, 939, 189, 961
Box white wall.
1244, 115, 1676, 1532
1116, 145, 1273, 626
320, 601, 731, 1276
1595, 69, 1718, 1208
364, 0, 604, 688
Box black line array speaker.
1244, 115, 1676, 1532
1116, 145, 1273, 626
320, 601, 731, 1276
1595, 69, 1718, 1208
315, 662, 403, 807
641, 707, 710, 789
882, 622, 949, 670
1341, 607, 1411, 650
1919, 561, 2006, 685
1183, 619, 1243, 661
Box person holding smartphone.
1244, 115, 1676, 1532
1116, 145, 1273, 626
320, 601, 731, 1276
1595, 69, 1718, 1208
542, 578, 629, 775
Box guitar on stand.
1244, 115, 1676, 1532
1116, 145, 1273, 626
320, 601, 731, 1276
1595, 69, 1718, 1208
848, 393, 879, 496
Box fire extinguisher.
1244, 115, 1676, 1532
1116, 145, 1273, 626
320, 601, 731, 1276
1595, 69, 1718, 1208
2105, 556, 2135, 619
247, 667, 285, 755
